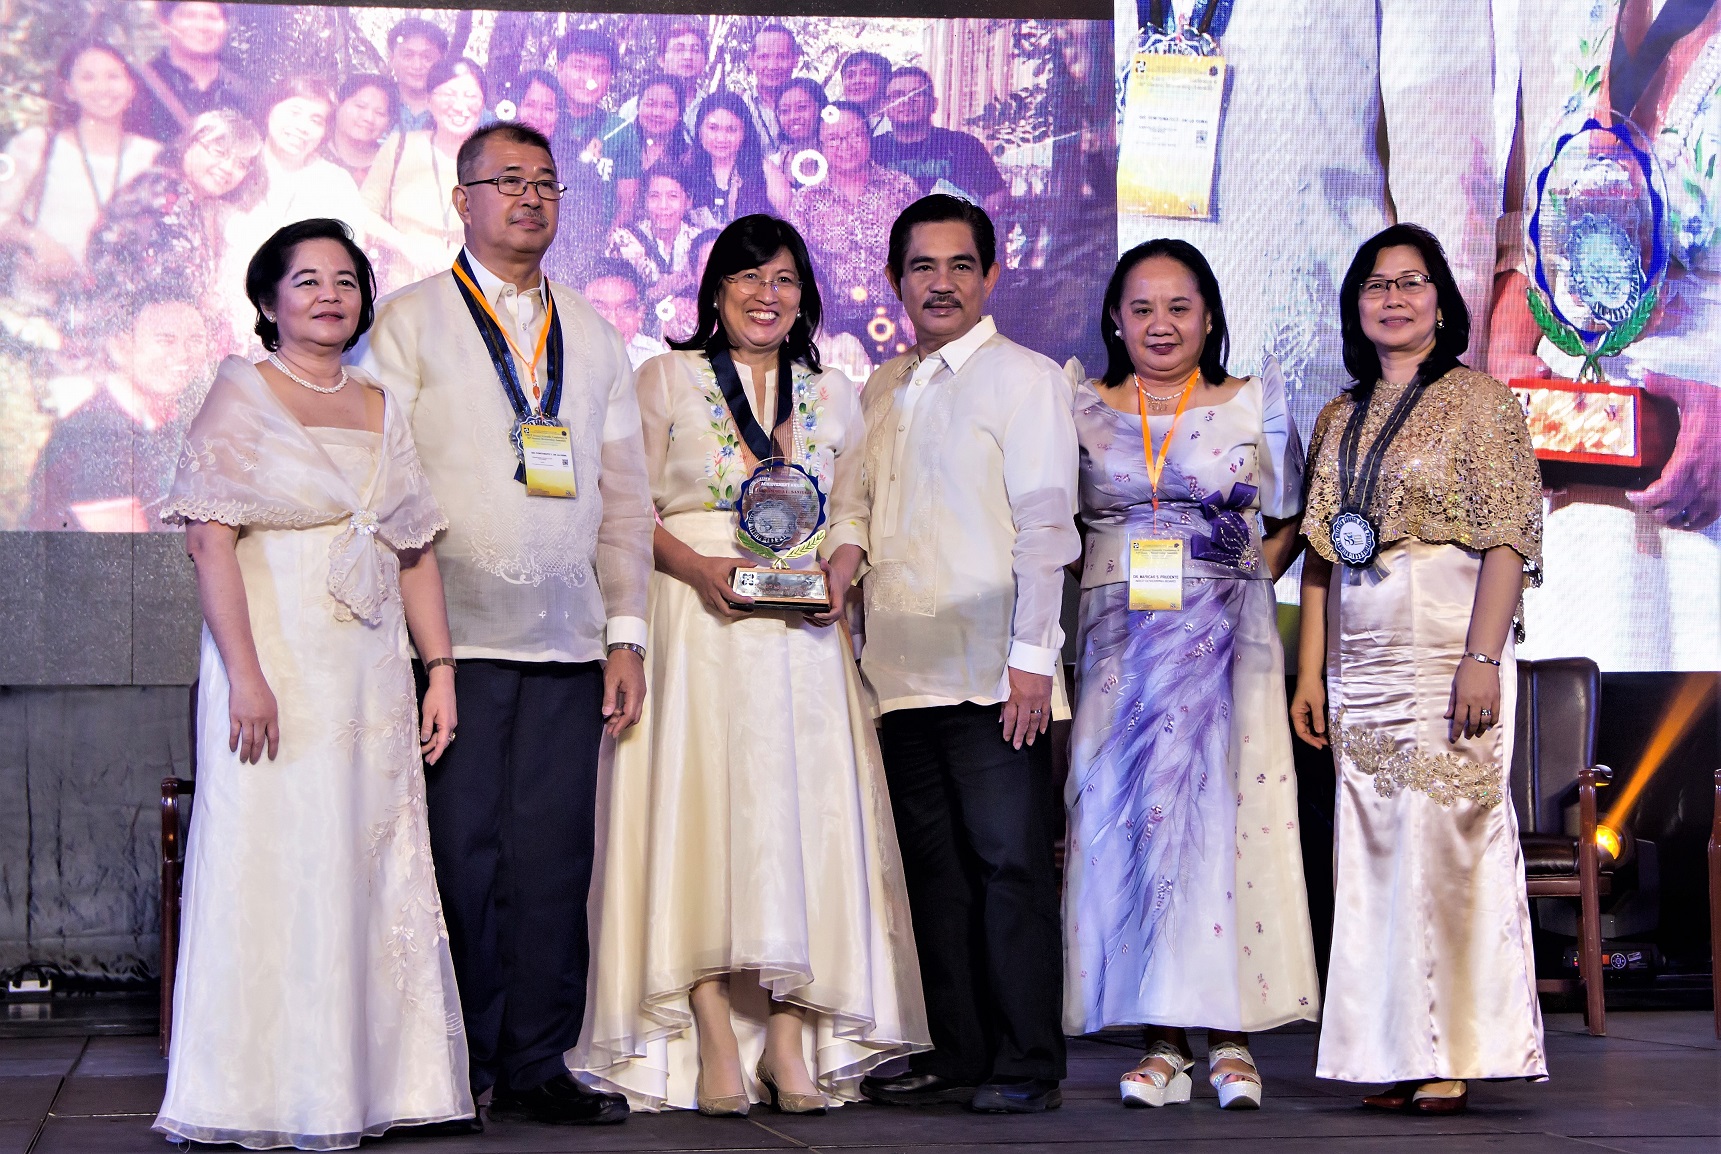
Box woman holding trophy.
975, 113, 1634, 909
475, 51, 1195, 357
575, 215, 927, 1115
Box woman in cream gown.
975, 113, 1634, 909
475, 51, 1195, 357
1292, 224, 1546, 1114
575, 215, 927, 1113
154, 221, 473, 1148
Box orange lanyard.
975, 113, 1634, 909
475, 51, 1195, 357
450, 261, 555, 405
1136, 368, 1200, 527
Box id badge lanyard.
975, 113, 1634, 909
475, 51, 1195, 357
1129, 369, 1198, 611
1121, 0, 1232, 220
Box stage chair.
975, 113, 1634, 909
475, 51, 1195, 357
1511, 656, 1613, 1037
1710, 766, 1719, 1040
159, 681, 197, 1056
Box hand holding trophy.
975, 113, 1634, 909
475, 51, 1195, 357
731, 460, 831, 610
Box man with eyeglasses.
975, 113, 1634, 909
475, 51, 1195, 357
356, 121, 652, 1129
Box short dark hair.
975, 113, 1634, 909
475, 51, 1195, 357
755, 22, 800, 54
456, 122, 553, 184
842, 51, 892, 79
1338, 222, 1470, 396
1099, 238, 1230, 387
262, 73, 336, 120
584, 258, 646, 297
245, 218, 376, 352
426, 56, 486, 105
388, 17, 448, 55
636, 71, 689, 115
558, 27, 619, 72
776, 76, 828, 115
337, 73, 399, 123
660, 18, 709, 52
887, 194, 996, 281
161, 2, 229, 21
824, 100, 869, 125
890, 65, 934, 89
673, 214, 823, 373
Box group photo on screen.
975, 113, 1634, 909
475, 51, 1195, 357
0, 1, 1114, 536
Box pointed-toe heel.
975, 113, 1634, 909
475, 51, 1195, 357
695, 1073, 750, 1117
756, 1059, 828, 1115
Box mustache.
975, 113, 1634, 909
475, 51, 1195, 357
921, 294, 961, 308
509, 208, 549, 225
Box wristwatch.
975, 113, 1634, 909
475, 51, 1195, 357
1463, 651, 1502, 667
607, 642, 646, 659
424, 656, 457, 673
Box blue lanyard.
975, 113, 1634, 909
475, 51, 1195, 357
1139, 0, 1233, 37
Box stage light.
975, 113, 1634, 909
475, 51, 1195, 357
1594, 823, 1622, 863
1601, 673, 1717, 832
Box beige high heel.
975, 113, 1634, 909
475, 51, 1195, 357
756, 1058, 829, 1115
695, 1071, 750, 1117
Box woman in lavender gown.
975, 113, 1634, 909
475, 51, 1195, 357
1062, 240, 1319, 1111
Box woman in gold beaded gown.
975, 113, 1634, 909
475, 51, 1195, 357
1290, 224, 1546, 1114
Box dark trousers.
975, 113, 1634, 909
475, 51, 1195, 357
418, 658, 604, 1096
878, 702, 1067, 1083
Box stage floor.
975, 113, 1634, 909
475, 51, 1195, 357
3, 1013, 1716, 1153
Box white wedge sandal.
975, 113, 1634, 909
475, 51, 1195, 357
1119, 1041, 1193, 1108
1206, 1041, 1262, 1110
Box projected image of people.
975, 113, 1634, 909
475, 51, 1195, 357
0, 4, 1114, 533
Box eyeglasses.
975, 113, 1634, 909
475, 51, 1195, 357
1360, 272, 1433, 298
724, 271, 802, 294
462, 176, 568, 200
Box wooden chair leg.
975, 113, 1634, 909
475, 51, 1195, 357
1577, 765, 1609, 1037
1709, 767, 1719, 1040
160, 778, 182, 1057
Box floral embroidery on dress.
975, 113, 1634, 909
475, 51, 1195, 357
693, 360, 823, 509
1333, 707, 1504, 809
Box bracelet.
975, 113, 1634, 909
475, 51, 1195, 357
425, 656, 457, 673
607, 642, 646, 659
1464, 651, 1502, 667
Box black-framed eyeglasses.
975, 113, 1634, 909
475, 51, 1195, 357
1359, 272, 1433, 298
723, 271, 802, 294
463, 175, 568, 200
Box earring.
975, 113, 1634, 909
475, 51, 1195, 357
1113, 328, 1122, 338
1436, 317, 1445, 329
263, 312, 275, 323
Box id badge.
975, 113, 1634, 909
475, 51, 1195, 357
521, 423, 577, 498
1119, 52, 1226, 220
1129, 538, 1184, 611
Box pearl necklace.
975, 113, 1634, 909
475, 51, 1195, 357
269, 352, 347, 394
1133, 373, 1188, 408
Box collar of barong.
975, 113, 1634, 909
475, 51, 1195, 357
161, 356, 448, 624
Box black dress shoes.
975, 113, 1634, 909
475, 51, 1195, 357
860, 1071, 979, 1106
488, 1073, 630, 1125
968, 1077, 1062, 1113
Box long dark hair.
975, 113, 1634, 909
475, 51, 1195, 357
687, 91, 769, 211
52, 40, 141, 131
1339, 222, 1469, 396
1099, 238, 1230, 387
670, 214, 823, 372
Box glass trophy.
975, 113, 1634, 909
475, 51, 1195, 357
1513, 113, 1678, 488
730, 463, 831, 611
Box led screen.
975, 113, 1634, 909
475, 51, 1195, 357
1114, 1, 1721, 673
0, 3, 1112, 532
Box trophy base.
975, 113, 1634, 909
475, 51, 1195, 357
731, 567, 830, 611
1510, 378, 1678, 490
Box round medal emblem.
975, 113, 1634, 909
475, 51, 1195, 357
1329, 511, 1378, 567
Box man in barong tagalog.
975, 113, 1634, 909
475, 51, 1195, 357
854, 195, 1079, 1115
356, 121, 655, 1128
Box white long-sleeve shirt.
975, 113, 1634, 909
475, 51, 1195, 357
355, 249, 653, 664
855, 316, 1081, 714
